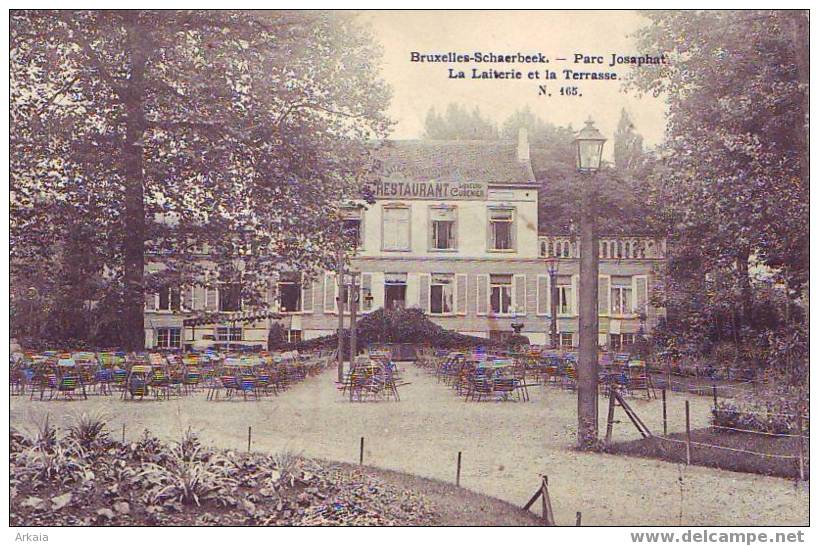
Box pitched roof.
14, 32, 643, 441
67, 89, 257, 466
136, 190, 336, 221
377, 140, 536, 185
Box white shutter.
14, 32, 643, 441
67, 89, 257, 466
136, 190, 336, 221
571, 274, 579, 315
455, 274, 468, 316
476, 274, 489, 316
633, 275, 648, 314
537, 274, 550, 316
205, 287, 218, 311
145, 292, 156, 311
513, 274, 526, 316
193, 286, 205, 311
323, 273, 336, 314
302, 278, 314, 313
598, 275, 611, 316
418, 274, 430, 313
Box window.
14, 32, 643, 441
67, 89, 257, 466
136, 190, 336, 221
286, 330, 302, 343
341, 206, 364, 249
157, 287, 181, 311
216, 327, 243, 342
219, 283, 242, 312
490, 274, 513, 315
156, 327, 181, 348
430, 274, 454, 315
384, 273, 407, 310
610, 333, 636, 351
557, 276, 573, 315
611, 278, 633, 315
488, 208, 515, 251
382, 205, 410, 251
429, 206, 457, 250
278, 273, 302, 313
560, 332, 574, 348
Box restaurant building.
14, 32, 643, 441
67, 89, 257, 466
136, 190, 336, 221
144, 130, 666, 349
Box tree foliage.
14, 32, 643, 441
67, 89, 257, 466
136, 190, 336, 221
422, 104, 498, 140
631, 10, 808, 293
10, 10, 392, 348
631, 10, 808, 370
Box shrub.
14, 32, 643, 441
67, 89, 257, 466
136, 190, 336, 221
287, 307, 506, 352
66, 412, 110, 451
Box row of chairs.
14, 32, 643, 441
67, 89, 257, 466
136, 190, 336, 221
12, 349, 331, 402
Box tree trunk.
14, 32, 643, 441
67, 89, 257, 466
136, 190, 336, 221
121, 12, 148, 351
577, 175, 599, 449
736, 249, 753, 337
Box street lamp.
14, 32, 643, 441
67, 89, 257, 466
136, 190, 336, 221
546, 257, 559, 349
576, 117, 606, 172
575, 116, 606, 450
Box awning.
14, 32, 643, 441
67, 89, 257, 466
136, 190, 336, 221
182, 310, 281, 328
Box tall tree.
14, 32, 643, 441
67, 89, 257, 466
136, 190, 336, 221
631, 10, 809, 311
613, 108, 644, 171
11, 10, 391, 349
422, 103, 498, 140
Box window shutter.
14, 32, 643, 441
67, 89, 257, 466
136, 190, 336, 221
510, 209, 517, 250
418, 274, 430, 313
193, 286, 205, 311
571, 274, 579, 315
302, 279, 314, 313
323, 273, 336, 314
145, 292, 156, 311
455, 274, 468, 315
486, 210, 493, 251
634, 275, 648, 313
205, 287, 218, 311
361, 273, 372, 312
537, 275, 550, 316
598, 275, 611, 316
513, 274, 526, 315
476, 274, 489, 316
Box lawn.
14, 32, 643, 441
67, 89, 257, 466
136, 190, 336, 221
10, 363, 809, 526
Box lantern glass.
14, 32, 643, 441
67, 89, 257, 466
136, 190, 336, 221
574, 117, 606, 172
577, 139, 603, 171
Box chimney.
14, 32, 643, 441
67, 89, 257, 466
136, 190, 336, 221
517, 127, 530, 162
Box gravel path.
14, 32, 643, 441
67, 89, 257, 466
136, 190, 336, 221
10, 364, 808, 525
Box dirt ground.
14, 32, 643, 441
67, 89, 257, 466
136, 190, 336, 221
10, 364, 808, 526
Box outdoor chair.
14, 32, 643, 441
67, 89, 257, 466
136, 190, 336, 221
123, 365, 152, 400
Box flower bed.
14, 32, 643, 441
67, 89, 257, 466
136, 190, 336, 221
10, 416, 437, 526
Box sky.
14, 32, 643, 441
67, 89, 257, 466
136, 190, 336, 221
359, 10, 668, 156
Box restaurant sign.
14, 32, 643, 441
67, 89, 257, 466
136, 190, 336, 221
369, 180, 487, 200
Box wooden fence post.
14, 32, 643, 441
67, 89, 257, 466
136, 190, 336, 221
796, 407, 804, 481
540, 476, 555, 526
605, 387, 616, 446
121, 423, 126, 444
712, 383, 718, 410
576, 511, 582, 526
359, 436, 364, 465
685, 400, 692, 465
662, 388, 667, 436
247, 426, 252, 452
456, 451, 462, 486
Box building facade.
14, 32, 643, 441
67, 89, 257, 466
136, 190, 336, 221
143, 132, 666, 350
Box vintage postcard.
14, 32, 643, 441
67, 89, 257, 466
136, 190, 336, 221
7, 7, 810, 539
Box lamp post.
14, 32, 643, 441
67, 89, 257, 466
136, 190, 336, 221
575, 117, 606, 450
547, 257, 559, 349
348, 271, 361, 365
336, 247, 346, 382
